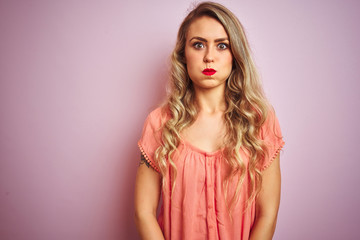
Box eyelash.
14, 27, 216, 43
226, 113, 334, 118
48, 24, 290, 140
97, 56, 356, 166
193, 42, 205, 49
192, 42, 229, 50
217, 43, 228, 50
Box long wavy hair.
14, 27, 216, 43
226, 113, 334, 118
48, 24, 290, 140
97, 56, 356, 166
154, 1, 270, 211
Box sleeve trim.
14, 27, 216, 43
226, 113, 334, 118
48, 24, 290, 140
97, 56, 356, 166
260, 140, 285, 172
138, 142, 161, 173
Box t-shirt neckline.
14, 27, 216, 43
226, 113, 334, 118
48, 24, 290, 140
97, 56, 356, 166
180, 138, 224, 156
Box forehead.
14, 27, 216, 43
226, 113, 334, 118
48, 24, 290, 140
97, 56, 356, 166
187, 16, 228, 40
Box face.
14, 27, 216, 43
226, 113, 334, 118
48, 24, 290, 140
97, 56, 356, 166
184, 16, 233, 91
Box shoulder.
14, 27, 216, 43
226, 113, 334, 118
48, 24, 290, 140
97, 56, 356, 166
258, 106, 285, 170
148, 106, 168, 121
145, 106, 171, 130
139, 106, 170, 153
260, 106, 282, 139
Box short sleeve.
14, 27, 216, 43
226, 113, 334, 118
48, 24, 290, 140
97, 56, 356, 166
258, 109, 285, 171
138, 108, 165, 173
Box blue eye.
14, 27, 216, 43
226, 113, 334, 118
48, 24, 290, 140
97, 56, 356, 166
193, 42, 205, 49
218, 43, 228, 50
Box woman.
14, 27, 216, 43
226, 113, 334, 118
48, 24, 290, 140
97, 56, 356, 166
134, 2, 285, 239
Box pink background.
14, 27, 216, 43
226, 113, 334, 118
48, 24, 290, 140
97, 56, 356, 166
1, 0, 359, 239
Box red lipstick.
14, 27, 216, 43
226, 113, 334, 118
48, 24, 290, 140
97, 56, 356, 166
202, 68, 216, 76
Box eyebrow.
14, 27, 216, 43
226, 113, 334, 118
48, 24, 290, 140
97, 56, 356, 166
189, 36, 229, 42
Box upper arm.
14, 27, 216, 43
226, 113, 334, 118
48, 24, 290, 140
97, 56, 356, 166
134, 156, 162, 217
255, 153, 281, 219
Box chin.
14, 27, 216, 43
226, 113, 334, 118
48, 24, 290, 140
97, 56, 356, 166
195, 80, 225, 90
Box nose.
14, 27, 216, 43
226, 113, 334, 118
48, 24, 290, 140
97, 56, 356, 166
203, 48, 214, 63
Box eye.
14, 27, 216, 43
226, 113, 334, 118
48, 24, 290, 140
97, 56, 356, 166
193, 42, 205, 49
217, 43, 228, 50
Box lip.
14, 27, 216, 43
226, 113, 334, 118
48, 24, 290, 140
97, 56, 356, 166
202, 68, 217, 76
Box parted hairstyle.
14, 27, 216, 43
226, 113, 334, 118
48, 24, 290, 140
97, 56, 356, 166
154, 1, 270, 212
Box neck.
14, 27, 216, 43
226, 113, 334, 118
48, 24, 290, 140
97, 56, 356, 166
193, 85, 226, 114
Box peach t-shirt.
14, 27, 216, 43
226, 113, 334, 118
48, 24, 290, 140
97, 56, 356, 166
138, 107, 285, 240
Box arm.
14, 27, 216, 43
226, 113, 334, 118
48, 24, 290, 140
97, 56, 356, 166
249, 154, 281, 240
134, 155, 164, 240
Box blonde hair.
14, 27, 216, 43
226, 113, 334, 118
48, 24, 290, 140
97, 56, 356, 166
155, 1, 269, 212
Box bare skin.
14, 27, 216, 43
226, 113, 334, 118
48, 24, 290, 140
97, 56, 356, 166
250, 154, 281, 240
184, 16, 281, 239
134, 156, 164, 240
182, 16, 231, 152
181, 108, 226, 153
134, 16, 281, 239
